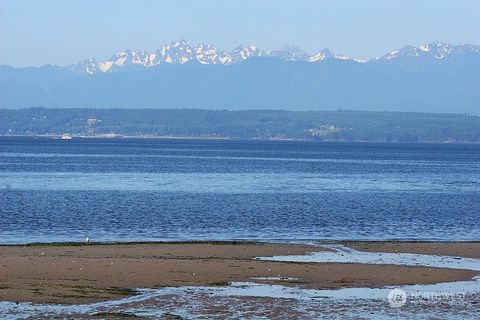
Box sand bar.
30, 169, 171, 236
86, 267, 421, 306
0, 241, 478, 304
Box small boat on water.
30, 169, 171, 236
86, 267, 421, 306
60, 134, 73, 140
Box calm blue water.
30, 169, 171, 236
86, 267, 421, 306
0, 137, 479, 243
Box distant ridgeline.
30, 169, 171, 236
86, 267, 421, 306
1, 41, 480, 114
1, 108, 479, 142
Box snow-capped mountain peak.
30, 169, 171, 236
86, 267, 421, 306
380, 41, 480, 61
194, 43, 231, 64
230, 44, 267, 62
69, 57, 100, 75
68, 40, 480, 75
308, 49, 334, 62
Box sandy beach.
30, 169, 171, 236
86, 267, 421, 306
0, 241, 478, 305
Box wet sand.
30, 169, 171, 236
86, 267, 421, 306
0, 241, 478, 304
343, 241, 480, 259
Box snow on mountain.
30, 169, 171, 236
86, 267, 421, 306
155, 39, 194, 64
194, 43, 231, 64
230, 44, 268, 63
308, 49, 335, 62
69, 40, 480, 74
68, 58, 101, 75
269, 47, 309, 61
75, 40, 338, 74
380, 41, 480, 61
105, 50, 157, 70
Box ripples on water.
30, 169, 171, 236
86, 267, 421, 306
0, 137, 479, 243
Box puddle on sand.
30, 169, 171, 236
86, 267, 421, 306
250, 276, 300, 281
257, 243, 480, 271
2, 280, 480, 319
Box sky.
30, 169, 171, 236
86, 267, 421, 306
1, 0, 479, 67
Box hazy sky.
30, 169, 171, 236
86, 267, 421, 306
1, 0, 479, 67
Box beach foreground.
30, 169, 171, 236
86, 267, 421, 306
0, 241, 479, 305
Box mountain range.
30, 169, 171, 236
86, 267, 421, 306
67, 40, 479, 74
1, 40, 479, 114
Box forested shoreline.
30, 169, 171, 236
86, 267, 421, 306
1, 108, 479, 142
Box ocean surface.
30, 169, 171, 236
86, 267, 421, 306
0, 137, 479, 243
